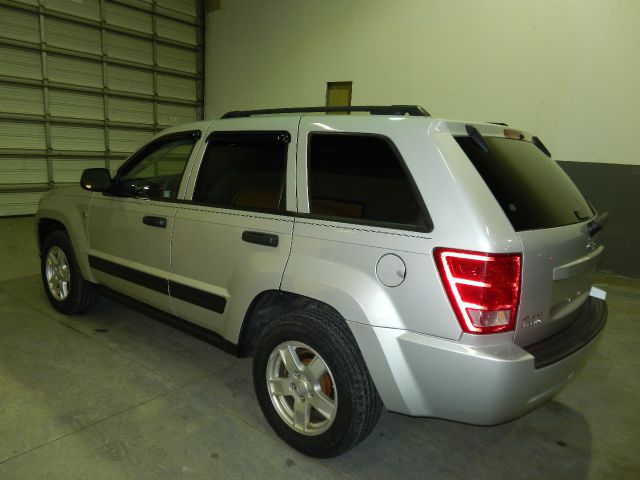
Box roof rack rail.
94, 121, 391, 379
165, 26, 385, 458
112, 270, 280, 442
221, 105, 430, 119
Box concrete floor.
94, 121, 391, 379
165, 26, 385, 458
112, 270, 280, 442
0, 216, 638, 480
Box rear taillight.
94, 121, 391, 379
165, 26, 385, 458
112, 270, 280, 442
434, 248, 521, 334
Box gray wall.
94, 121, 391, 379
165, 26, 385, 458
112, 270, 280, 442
560, 161, 640, 278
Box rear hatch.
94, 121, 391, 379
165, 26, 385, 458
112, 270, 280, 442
455, 129, 605, 346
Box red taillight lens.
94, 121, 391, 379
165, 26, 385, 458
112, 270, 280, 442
434, 248, 521, 334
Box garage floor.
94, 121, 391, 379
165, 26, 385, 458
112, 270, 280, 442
0, 216, 638, 480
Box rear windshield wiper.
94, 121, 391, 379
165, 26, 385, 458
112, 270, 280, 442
465, 125, 490, 154
532, 136, 552, 157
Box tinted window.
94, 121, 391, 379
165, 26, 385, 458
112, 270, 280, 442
308, 134, 426, 229
117, 135, 197, 199
456, 136, 594, 231
193, 133, 288, 211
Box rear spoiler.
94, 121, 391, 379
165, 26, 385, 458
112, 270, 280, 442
464, 125, 553, 157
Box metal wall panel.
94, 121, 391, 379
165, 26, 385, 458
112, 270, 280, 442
0, 84, 44, 115
0, 7, 40, 43
157, 74, 196, 101
106, 64, 153, 94
113, 0, 152, 10
157, 43, 196, 72
0, 192, 43, 216
156, 16, 196, 45
157, 0, 196, 18
0, 0, 204, 216
45, 17, 102, 55
105, 30, 153, 64
53, 158, 105, 183
43, 0, 101, 21
109, 129, 154, 153
157, 103, 196, 127
0, 158, 48, 184
49, 90, 104, 120
50, 125, 105, 151
0, 121, 46, 149
108, 97, 153, 124
104, 2, 152, 33
48, 55, 103, 87
0, 45, 42, 79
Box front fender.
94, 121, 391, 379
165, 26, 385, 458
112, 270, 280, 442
36, 187, 95, 283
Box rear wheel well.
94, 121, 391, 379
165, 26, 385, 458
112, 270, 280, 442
38, 218, 67, 254
238, 291, 344, 357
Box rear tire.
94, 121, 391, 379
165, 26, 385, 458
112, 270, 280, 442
253, 308, 382, 458
41, 230, 98, 314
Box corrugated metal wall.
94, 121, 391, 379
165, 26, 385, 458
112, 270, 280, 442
0, 0, 204, 216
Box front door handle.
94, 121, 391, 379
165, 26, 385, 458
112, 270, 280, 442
143, 216, 167, 228
242, 231, 279, 247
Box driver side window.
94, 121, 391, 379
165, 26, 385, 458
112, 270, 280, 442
116, 134, 198, 200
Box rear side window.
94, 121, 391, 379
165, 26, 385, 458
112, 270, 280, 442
193, 131, 289, 211
456, 136, 594, 231
308, 134, 428, 230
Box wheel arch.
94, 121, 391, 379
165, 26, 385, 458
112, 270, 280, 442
36, 212, 95, 282
237, 290, 346, 358
236, 286, 410, 415
37, 218, 67, 252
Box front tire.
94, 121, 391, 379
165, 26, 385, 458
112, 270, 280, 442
253, 308, 382, 458
41, 230, 98, 314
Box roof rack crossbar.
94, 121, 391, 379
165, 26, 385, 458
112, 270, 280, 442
221, 105, 429, 119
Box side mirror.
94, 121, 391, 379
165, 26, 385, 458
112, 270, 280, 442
80, 168, 112, 192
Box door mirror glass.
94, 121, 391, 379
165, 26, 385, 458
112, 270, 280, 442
80, 168, 112, 192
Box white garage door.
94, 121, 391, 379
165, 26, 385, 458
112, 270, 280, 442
0, 0, 204, 216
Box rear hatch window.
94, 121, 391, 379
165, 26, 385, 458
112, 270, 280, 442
455, 136, 594, 231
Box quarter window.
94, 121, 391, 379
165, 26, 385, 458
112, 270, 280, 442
193, 132, 289, 211
308, 134, 427, 229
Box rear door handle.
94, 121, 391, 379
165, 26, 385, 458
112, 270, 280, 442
143, 216, 167, 228
242, 231, 279, 247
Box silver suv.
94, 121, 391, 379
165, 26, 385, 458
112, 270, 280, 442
36, 105, 608, 457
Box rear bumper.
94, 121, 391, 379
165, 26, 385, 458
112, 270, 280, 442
524, 297, 607, 368
348, 297, 607, 424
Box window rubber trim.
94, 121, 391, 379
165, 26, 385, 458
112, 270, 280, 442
173, 199, 296, 217
206, 130, 291, 144
294, 212, 430, 233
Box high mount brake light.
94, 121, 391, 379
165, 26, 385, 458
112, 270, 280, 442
434, 248, 521, 334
